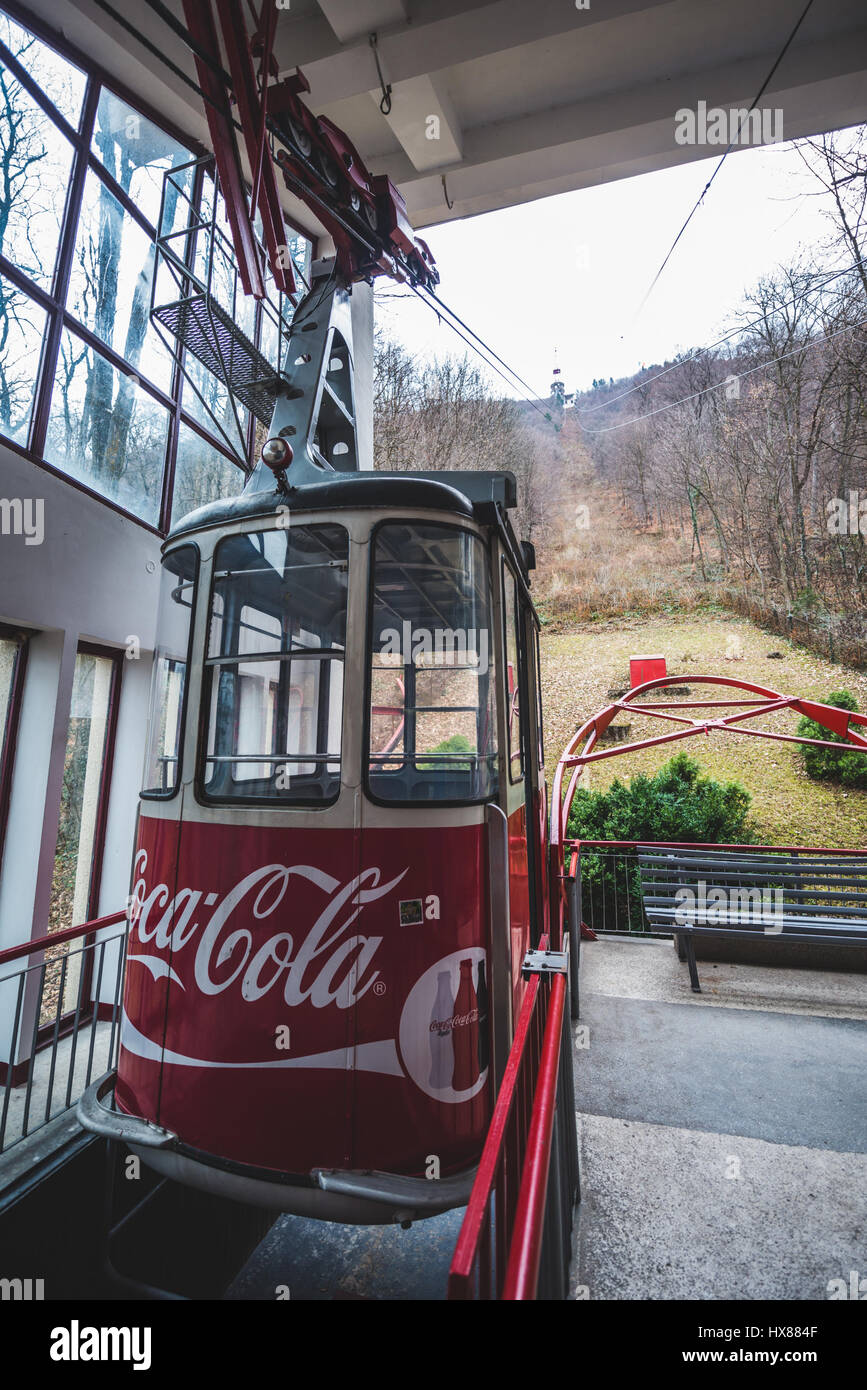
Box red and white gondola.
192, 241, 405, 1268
79, 268, 550, 1224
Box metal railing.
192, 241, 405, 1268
0, 911, 128, 1156
447, 936, 579, 1300
568, 840, 867, 937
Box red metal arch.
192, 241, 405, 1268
550, 674, 867, 852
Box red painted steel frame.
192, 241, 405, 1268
182, 0, 265, 299
0, 911, 127, 968
551, 674, 867, 853
448, 938, 548, 1300
502, 966, 568, 1300
214, 0, 295, 298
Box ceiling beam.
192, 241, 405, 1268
278, 0, 679, 108
317, 0, 407, 46
369, 25, 867, 225
374, 73, 463, 171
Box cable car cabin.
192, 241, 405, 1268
79, 273, 550, 1224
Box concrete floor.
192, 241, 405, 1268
227, 937, 866, 1300
571, 936, 867, 1300
1, 1020, 114, 1152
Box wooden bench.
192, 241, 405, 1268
637, 847, 867, 992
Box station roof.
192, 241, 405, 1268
22, 0, 867, 238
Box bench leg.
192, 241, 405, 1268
683, 935, 701, 993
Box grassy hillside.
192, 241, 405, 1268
539, 611, 867, 849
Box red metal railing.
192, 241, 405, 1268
447, 934, 579, 1300
550, 674, 867, 852
501, 963, 569, 1299
567, 839, 867, 940
1, 911, 128, 1155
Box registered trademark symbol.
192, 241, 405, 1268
373, 981, 386, 996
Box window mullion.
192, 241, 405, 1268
29, 79, 100, 459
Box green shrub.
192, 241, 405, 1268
796, 689, 867, 789
566, 750, 755, 844
566, 751, 755, 932
418, 733, 474, 770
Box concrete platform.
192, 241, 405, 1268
572, 936, 867, 1300
224, 936, 866, 1300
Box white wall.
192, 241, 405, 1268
0, 441, 164, 955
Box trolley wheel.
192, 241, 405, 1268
362, 199, 379, 233
316, 149, 340, 188
287, 117, 312, 158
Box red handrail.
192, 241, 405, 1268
447, 934, 561, 1301
0, 910, 127, 968
448, 938, 549, 1300
503, 967, 568, 1300
568, 839, 867, 856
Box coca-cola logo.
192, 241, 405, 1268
429, 1009, 479, 1034
398, 948, 489, 1105
127, 850, 407, 1010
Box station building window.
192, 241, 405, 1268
47, 646, 121, 937
0, 626, 27, 872
0, 6, 312, 534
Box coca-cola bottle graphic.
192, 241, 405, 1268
429, 971, 455, 1089
475, 958, 489, 1074
451, 958, 481, 1092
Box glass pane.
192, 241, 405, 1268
0, 13, 86, 127
44, 328, 169, 524
0, 273, 47, 446
196, 177, 257, 341
204, 655, 342, 786
48, 651, 114, 939
503, 566, 523, 781
368, 524, 497, 802
143, 547, 197, 795
91, 88, 194, 229
171, 422, 244, 525
0, 633, 23, 764
46, 650, 115, 1020
181, 351, 249, 456
67, 170, 174, 392
202, 524, 348, 803
0, 43, 75, 289
534, 625, 544, 768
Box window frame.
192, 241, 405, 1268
195, 523, 349, 809
502, 559, 525, 785
72, 641, 124, 922
0, 622, 29, 874
363, 516, 499, 810
140, 541, 200, 802
0, 1, 315, 535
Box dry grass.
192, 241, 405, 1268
535, 493, 713, 624
539, 610, 867, 849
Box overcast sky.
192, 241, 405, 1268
375, 133, 857, 400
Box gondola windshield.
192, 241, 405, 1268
367, 521, 497, 804
201, 523, 348, 803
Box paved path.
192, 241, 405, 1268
571, 936, 867, 1300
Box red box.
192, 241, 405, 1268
630, 653, 666, 688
